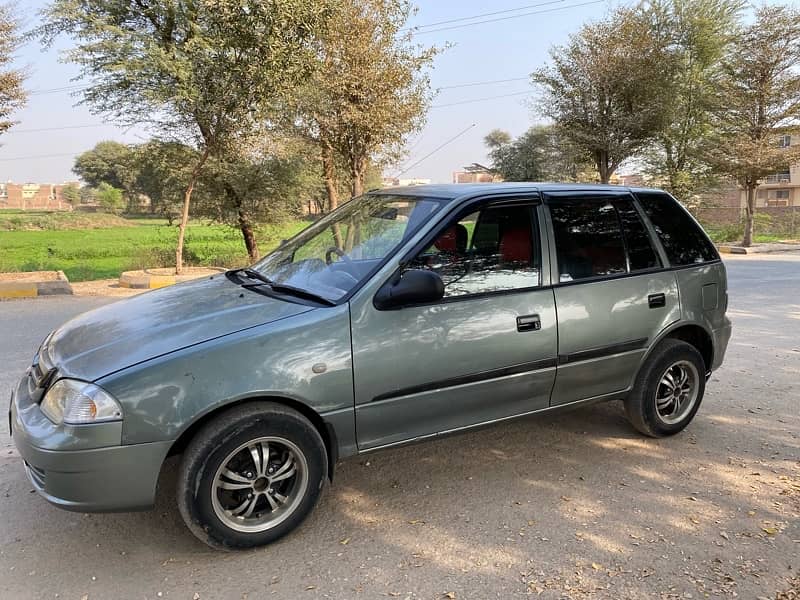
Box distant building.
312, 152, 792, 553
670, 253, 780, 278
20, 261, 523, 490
618, 173, 645, 187
740, 134, 800, 207
0, 181, 80, 210
381, 177, 432, 187
452, 163, 500, 184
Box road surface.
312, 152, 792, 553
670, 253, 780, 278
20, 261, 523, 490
1, 253, 798, 599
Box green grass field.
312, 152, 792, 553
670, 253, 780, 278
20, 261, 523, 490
0, 211, 309, 282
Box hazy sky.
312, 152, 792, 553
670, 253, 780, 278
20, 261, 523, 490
1, 0, 788, 185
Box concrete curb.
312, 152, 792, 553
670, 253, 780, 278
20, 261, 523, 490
717, 243, 800, 255
119, 268, 223, 289
0, 271, 73, 299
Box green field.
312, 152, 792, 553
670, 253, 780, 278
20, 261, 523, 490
0, 211, 309, 282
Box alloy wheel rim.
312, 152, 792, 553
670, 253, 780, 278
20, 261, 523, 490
211, 436, 308, 533
655, 360, 699, 425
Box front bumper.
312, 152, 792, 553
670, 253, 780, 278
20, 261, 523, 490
9, 375, 171, 513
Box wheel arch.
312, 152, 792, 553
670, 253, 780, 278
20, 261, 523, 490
167, 395, 339, 481
647, 322, 714, 373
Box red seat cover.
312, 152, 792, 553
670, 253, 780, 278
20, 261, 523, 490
433, 224, 467, 253
434, 226, 459, 252
500, 228, 532, 263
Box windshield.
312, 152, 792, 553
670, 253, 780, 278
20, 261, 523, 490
249, 194, 445, 303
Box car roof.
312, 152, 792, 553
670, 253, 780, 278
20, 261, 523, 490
371, 182, 667, 201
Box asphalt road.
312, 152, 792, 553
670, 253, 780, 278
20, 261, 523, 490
1, 254, 798, 600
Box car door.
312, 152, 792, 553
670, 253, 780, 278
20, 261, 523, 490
350, 197, 558, 451
543, 190, 681, 405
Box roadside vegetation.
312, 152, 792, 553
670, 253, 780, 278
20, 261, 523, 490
0, 212, 308, 282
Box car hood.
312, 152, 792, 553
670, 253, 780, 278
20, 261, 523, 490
47, 275, 314, 381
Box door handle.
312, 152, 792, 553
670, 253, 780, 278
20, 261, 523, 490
648, 293, 666, 308
516, 314, 541, 332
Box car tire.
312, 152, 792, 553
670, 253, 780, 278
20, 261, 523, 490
624, 339, 706, 438
176, 401, 328, 550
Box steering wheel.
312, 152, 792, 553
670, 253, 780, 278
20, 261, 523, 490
325, 247, 358, 286
325, 246, 354, 266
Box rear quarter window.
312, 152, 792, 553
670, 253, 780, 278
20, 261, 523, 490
635, 191, 719, 266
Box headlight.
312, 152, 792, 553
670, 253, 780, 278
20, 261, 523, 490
40, 379, 123, 425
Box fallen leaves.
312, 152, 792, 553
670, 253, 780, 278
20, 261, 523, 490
762, 527, 778, 535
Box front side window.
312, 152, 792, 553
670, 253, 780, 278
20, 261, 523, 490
408, 203, 541, 298
251, 194, 444, 302
636, 192, 718, 266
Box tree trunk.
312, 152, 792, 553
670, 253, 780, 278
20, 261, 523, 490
321, 143, 339, 211
222, 181, 259, 263
175, 147, 210, 275
742, 184, 756, 247
350, 165, 364, 198
321, 143, 343, 248
595, 152, 611, 184
238, 209, 259, 263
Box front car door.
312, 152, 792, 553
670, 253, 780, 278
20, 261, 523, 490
350, 195, 558, 451
543, 190, 681, 405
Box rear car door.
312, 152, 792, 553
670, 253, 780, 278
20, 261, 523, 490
543, 190, 681, 405
350, 196, 558, 451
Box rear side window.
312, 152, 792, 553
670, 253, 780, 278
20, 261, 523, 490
613, 199, 661, 271
549, 200, 627, 281
636, 192, 718, 265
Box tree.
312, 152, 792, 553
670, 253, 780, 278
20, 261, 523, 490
96, 182, 123, 213
707, 5, 800, 246
40, 0, 331, 273
642, 0, 743, 200
532, 5, 677, 183
132, 141, 199, 222
0, 2, 25, 139
198, 144, 317, 262
73, 141, 138, 208
296, 0, 437, 217
60, 183, 81, 205
484, 125, 593, 182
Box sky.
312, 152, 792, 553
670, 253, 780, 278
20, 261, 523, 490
0, 0, 760, 185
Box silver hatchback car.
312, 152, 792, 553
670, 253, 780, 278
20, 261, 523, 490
10, 183, 731, 549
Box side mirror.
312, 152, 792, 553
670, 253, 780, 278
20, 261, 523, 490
374, 269, 445, 310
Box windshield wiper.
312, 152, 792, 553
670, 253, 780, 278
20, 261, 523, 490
228, 267, 273, 285
266, 283, 337, 306
228, 267, 335, 306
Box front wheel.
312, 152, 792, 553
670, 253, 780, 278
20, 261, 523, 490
177, 402, 327, 549
624, 339, 706, 437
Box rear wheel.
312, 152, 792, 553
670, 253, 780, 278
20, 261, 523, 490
177, 402, 327, 549
624, 339, 706, 437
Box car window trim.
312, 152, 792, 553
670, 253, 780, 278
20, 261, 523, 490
543, 190, 668, 284
379, 193, 546, 307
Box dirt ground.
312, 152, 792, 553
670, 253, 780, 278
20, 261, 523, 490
69, 278, 145, 297
0, 253, 798, 599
